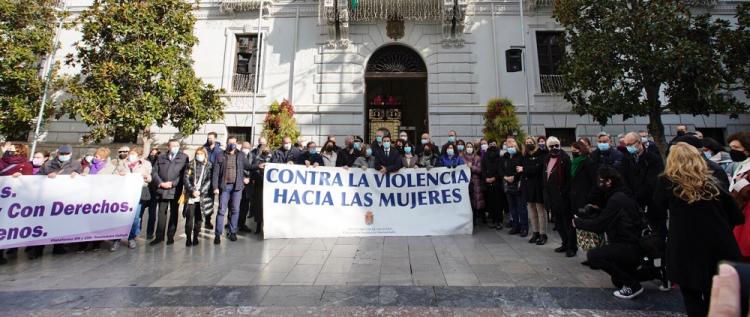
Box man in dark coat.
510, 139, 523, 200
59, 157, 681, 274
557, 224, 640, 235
151, 139, 189, 245
638, 130, 661, 157
415, 132, 441, 156
373, 136, 402, 173
272, 136, 301, 164
296, 141, 324, 166
575, 167, 645, 299
335, 136, 361, 167
481, 140, 506, 229
238, 141, 255, 233
622, 132, 664, 231
212, 136, 253, 244
543, 137, 576, 257
203, 132, 222, 165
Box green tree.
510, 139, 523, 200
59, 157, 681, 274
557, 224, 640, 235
0, 0, 61, 140
718, 3, 750, 105
262, 99, 300, 149
554, 0, 748, 151
482, 98, 525, 142
59, 0, 224, 142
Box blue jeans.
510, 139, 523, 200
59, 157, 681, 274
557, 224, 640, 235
507, 194, 528, 231
217, 183, 242, 236
128, 201, 143, 240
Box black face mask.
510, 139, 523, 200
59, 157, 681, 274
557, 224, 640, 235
3, 150, 13, 157
730, 149, 748, 162
550, 148, 561, 156
119, 154, 128, 160
525, 144, 535, 152
677, 131, 686, 137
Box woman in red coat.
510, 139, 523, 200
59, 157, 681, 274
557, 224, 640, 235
0, 143, 34, 265
729, 132, 750, 261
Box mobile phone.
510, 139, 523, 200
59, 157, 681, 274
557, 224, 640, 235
721, 261, 750, 317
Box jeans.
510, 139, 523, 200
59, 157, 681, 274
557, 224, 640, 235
587, 243, 642, 289
128, 201, 144, 240
507, 194, 528, 231
217, 183, 242, 236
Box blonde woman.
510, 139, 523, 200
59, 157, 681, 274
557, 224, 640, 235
112, 147, 152, 250
652, 142, 743, 317
520, 136, 547, 245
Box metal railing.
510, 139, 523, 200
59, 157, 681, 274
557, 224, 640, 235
232, 73, 256, 92
540, 74, 565, 94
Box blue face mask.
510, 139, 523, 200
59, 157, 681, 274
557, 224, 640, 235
626, 145, 638, 154
446, 149, 455, 156
507, 147, 517, 155
376, 136, 383, 143
170, 147, 180, 155
457, 145, 465, 151
421, 139, 429, 145
309, 148, 317, 155
366, 149, 372, 157
703, 151, 712, 159
597, 143, 610, 152
227, 143, 236, 151
383, 142, 391, 149
404, 146, 412, 154
353, 142, 361, 150
448, 136, 455, 143
58, 154, 71, 162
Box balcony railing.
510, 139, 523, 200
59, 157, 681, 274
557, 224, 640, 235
232, 73, 256, 92
540, 74, 565, 94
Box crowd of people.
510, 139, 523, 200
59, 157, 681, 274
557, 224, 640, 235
0, 126, 749, 317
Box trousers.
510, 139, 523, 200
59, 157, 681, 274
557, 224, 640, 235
587, 243, 642, 288
155, 199, 180, 241
217, 183, 242, 236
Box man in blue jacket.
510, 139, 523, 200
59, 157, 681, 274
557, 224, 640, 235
212, 136, 252, 244
203, 132, 223, 164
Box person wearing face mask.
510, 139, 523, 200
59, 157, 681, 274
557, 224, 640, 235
0, 143, 33, 265
478, 139, 489, 158
371, 129, 388, 153
455, 140, 466, 156
442, 130, 458, 150
30, 145, 83, 259
374, 136, 403, 174
327, 135, 341, 152
296, 136, 307, 152
394, 139, 405, 155
574, 167, 648, 300
238, 141, 255, 233
251, 136, 268, 157
621, 132, 664, 232
398, 131, 409, 143
321, 140, 338, 167
482, 140, 506, 229
80, 148, 95, 172
181, 147, 213, 246
297, 141, 324, 166
439, 143, 465, 168
401, 142, 418, 168
79, 147, 117, 252
728, 131, 750, 262
543, 136, 576, 257
638, 130, 661, 157
591, 132, 625, 173
203, 132, 223, 165
415, 132, 440, 157
151, 139, 189, 246
111, 147, 152, 251
521, 137, 547, 245
144, 148, 163, 234
702, 137, 734, 178
354, 144, 376, 169
336, 136, 361, 167
672, 134, 730, 190
250, 145, 274, 234
462, 142, 484, 224
112, 146, 130, 168
501, 138, 527, 237
418, 143, 439, 169
30, 151, 49, 175
272, 136, 302, 164
537, 136, 548, 153
212, 136, 253, 244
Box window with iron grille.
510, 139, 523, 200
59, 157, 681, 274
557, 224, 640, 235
536, 31, 565, 93
545, 128, 576, 148
227, 126, 253, 144
233, 34, 260, 92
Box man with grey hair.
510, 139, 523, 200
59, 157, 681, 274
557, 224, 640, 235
591, 132, 625, 172
622, 132, 664, 232
638, 130, 660, 156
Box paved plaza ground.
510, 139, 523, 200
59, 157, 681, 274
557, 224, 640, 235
0, 223, 684, 316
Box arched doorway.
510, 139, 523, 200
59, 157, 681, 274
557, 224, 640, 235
364, 45, 427, 143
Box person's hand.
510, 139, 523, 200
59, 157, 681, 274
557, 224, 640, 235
193, 190, 200, 198
708, 263, 743, 317
70, 172, 79, 178
504, 176, 514, 183
361, 166, 368, 171
259, 163, 266, 169
160, 182, 172, 189
380, 167, 387, 174
243, 178, 250, 185
214, 189, 220, 195
313, 163, 319, 167
516, 166, 523, 173
343, 166, 349, 170
47, 172, 57, 179
486, 177, 495, 184
119, 171, 127, 176
466, 162, 472, 168
305, 160, 311, 167
287, 161, 294, 165
11, 172, 21, 178
571, 219, 576, 228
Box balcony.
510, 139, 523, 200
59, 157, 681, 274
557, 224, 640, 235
232, 73, 256, 92
540, 74, 565, 94
220, 0, 272, 13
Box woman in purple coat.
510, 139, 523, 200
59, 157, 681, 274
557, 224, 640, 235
462, 142, 485, 224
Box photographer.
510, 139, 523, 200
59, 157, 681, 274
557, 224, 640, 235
574, 167, 644, 300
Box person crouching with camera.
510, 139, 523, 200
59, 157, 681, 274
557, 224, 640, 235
573, 167, 644, 300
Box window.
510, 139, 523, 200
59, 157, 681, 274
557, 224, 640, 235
113, 129, 138, 144
233, 34, 261, 92
536, 31, 565, 93
545, 128, 576, 147
227, 126, 253, 144
697, 128, 726, 146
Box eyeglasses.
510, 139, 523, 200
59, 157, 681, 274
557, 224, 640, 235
118, 151, 128, 153
549, 145, 560, 149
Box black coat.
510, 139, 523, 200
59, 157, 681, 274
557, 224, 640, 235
625, 150, 664, 211
575, 188, 642, 245
652, 176, 744, 291
271, 147, 301, 164
374, 148, 403, 173
296, 151, 324, 166
212, 151, 252, 192
250, 153, 273, 221
183, 161, 214, 213
521, 150, 545, 203
543, 152, 571, 213
502, 152, 524, 196
335, 147, 360, 167
569, 157, 597, 212
481, 147, 501, 181
152, 152, 189, 200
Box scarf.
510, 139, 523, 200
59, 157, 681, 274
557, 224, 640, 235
89, 158, 107, 175
570, 156, 586, 177
127, 159, 141, 172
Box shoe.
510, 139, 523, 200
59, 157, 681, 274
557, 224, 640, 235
52, 246, 67, 255
659, 279, 672, 292
528, 233, 540, 244
128, 240, 137, 249
186, 240, 193, 247
508, 228, 520, 235
149, 239, 163, 246
495, 223, 503, 230
109, 242, 120, 252
205, 221, 214, 230
27, 252, 40, 260
239, 226, 252, 233
146, 235, 154, 240
166, 239, 174, 245
613, 284, 644, 299
193, 237, 199, 246
565, 249, 577, 257
536, 234, 548, 245
520, 230, 529, 238
229, 233, 238, 241
214, 236, 221, 245
554, 246, 567, 253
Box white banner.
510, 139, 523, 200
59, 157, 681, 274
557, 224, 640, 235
0, 175, 143, 248
263, 163, 473, 238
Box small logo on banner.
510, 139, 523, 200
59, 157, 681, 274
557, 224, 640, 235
365, 211, 374, 226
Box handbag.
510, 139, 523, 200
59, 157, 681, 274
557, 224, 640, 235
503, 179, 521, 195
576, 229, 604, 252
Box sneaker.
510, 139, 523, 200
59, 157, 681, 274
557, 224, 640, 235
109, 241, 120, 252
128, 240, 137, 249
613, 284, 644, 299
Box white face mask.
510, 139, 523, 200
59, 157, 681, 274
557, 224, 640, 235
283, 143, 292, 151
85, 155, 94, 163
195, 154, 205, 162
242, 148, 251, 154
128, 154, 138, 162
480, 144, 488, 151
466, 147, 474, 154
